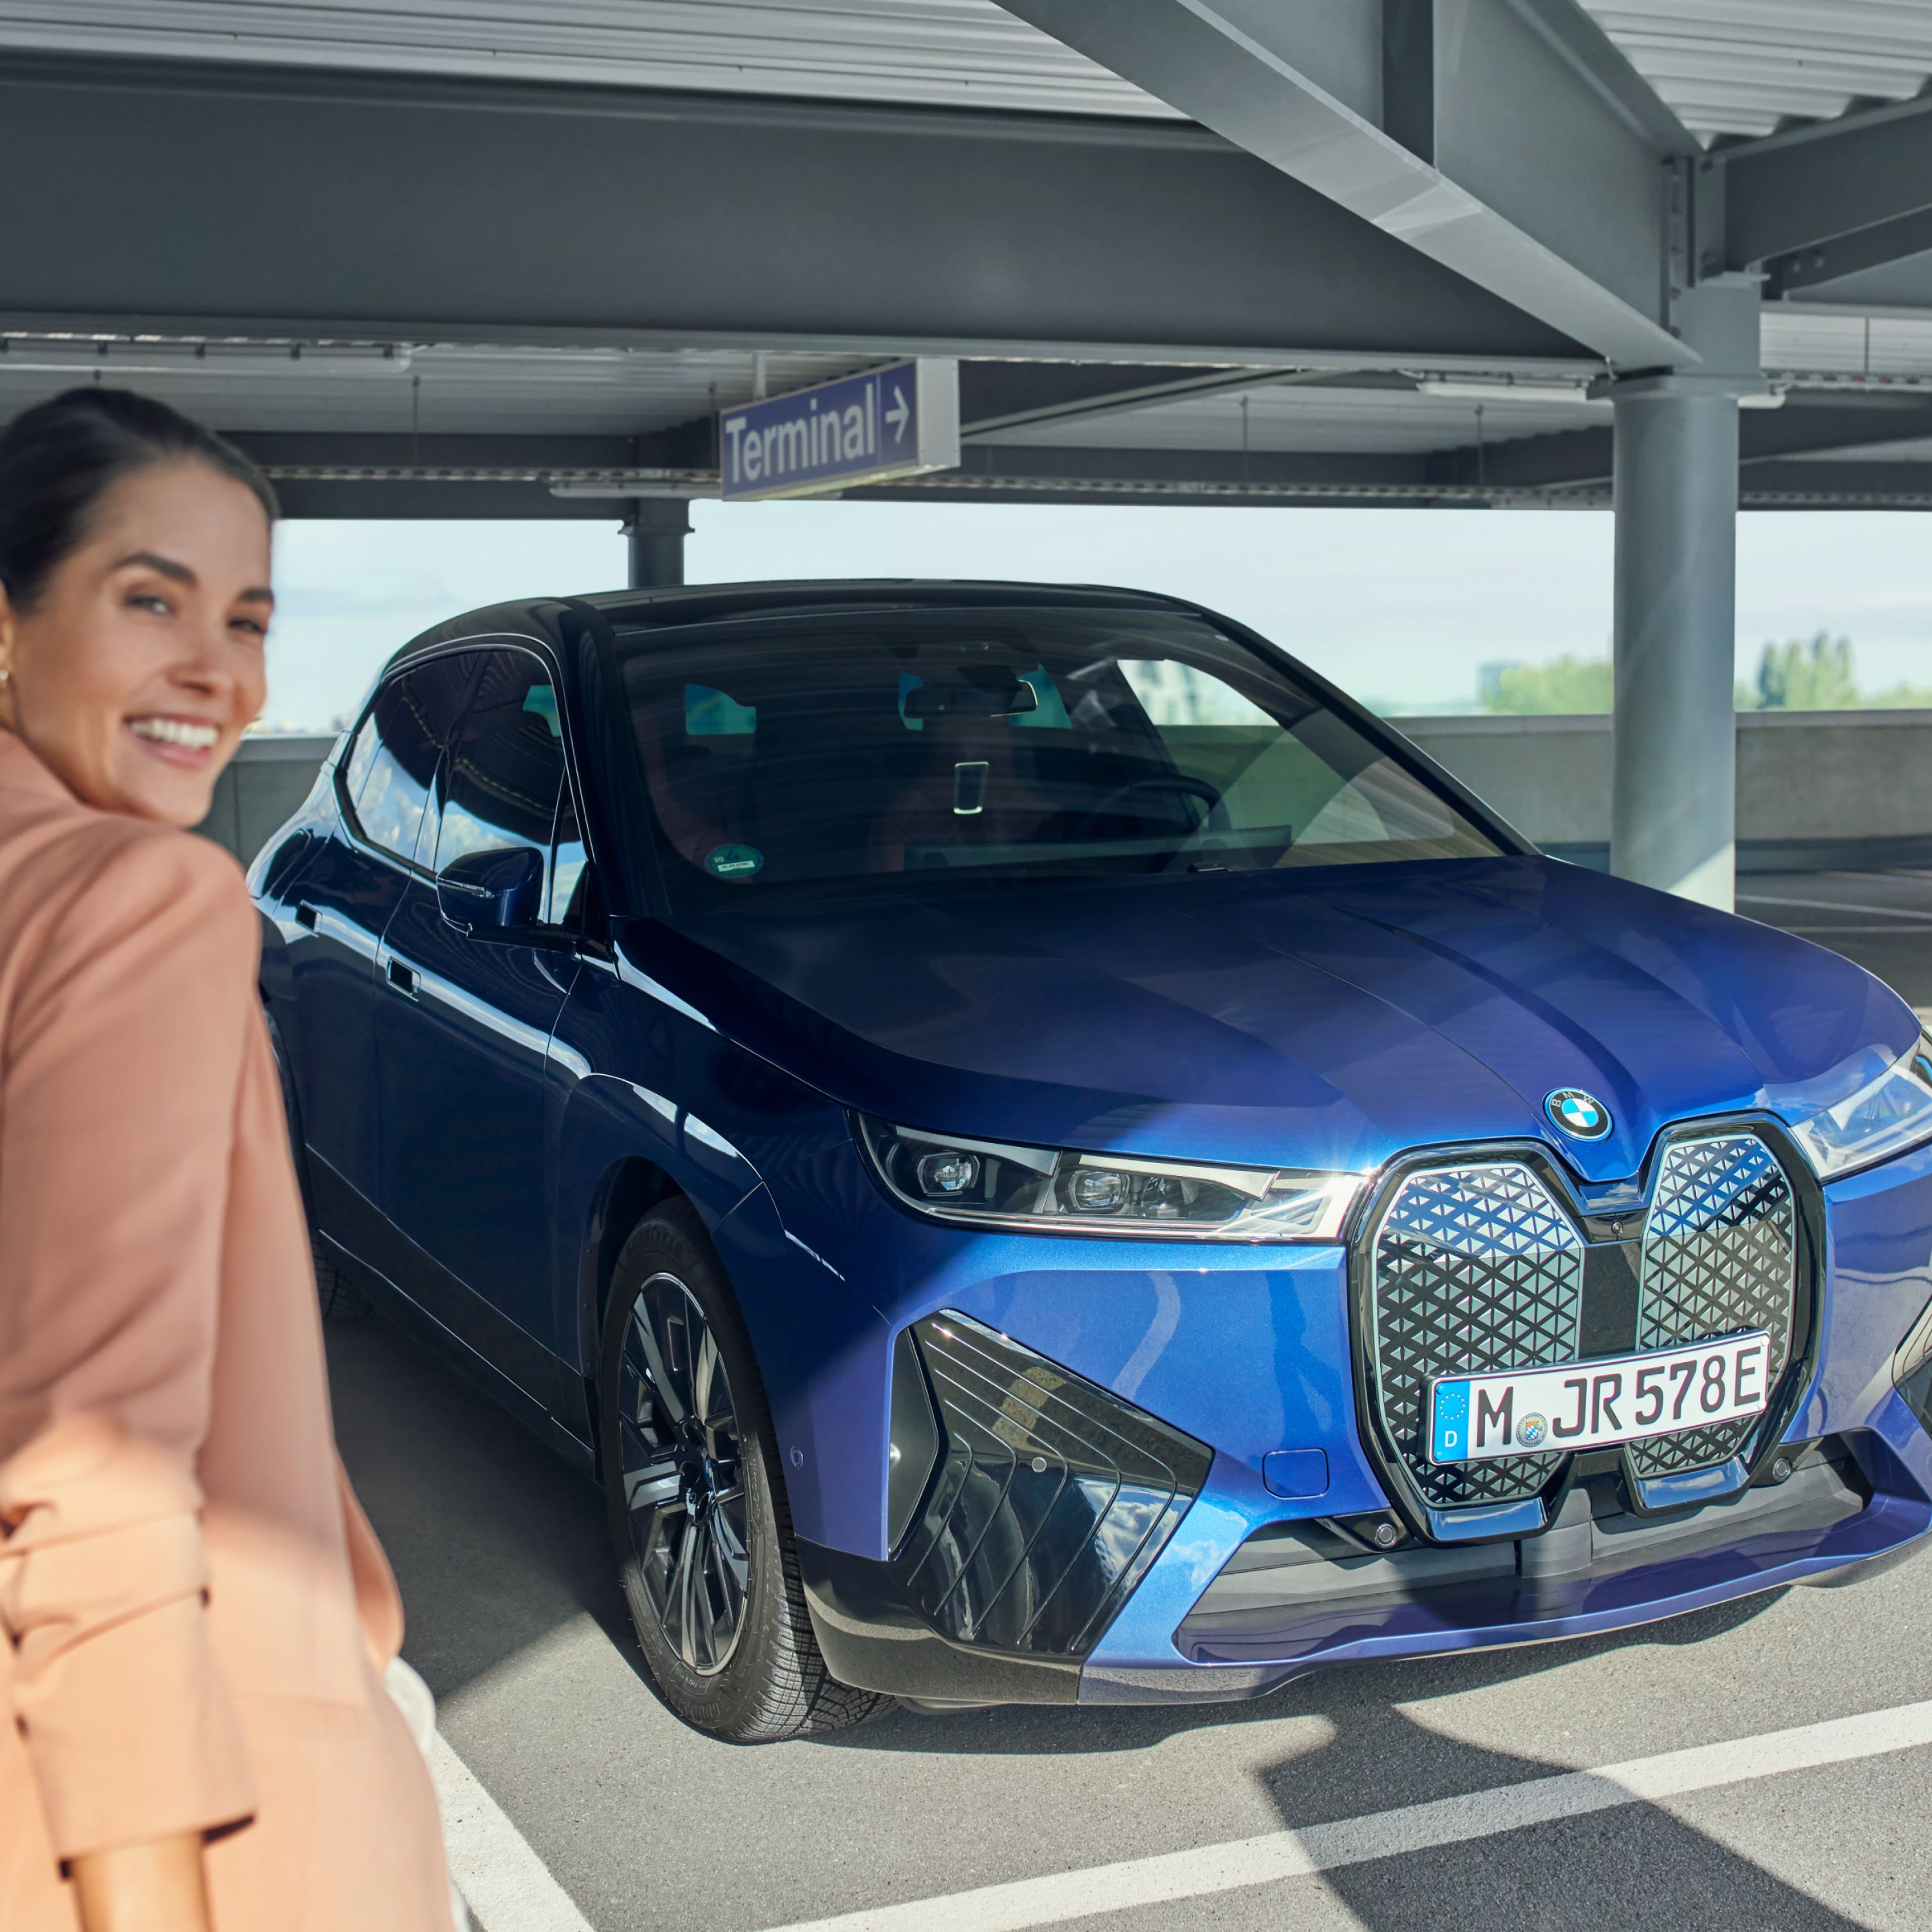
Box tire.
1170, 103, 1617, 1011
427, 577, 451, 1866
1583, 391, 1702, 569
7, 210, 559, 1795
598, 1200, 888, 1741
264, 1004, 367, 1324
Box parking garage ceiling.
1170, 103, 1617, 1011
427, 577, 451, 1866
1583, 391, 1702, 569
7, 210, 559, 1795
2, 0, 1931, 513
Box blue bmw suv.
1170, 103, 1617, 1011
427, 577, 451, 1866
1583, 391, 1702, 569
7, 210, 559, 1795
254, 582, 1932, 1740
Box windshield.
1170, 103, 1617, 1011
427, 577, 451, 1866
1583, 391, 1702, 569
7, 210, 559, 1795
613, 607, 1507, 910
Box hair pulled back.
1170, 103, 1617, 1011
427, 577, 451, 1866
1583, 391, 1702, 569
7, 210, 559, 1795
0, 387, 278, 612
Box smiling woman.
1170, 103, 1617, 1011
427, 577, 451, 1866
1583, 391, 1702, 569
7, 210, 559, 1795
0, 390, 278, 828
0, 393, 460, 1932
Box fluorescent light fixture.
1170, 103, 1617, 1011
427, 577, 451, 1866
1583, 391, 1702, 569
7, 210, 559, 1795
1417, 379, 1600, 406
0, 341, 414, 377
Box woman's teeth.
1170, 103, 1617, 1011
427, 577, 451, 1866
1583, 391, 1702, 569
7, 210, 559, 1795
131, 717, 220, 750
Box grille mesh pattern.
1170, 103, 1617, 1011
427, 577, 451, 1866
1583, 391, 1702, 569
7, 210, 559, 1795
1370, 1164, 1584, 1506
1630, 1133, 1796, 1477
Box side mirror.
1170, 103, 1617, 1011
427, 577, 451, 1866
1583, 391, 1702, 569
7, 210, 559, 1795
436, 846, 545, 938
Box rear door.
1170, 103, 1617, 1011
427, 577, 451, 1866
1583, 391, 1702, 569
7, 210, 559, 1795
284, 654, 478, 1240
375, 647, 578, 1349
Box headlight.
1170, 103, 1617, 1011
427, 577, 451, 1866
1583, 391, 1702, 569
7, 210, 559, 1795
858, 1117, 1365, 1242
1789, 1034, 1932, 1180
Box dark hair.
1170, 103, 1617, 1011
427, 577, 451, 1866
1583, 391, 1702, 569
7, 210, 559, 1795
0, 387, 278, 611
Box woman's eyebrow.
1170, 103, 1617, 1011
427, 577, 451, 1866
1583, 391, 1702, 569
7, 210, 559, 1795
113, 553, 274, 607
114, 549, 196, 585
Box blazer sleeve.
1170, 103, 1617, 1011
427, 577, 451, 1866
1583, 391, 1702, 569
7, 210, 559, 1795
0, 829, 259, 1860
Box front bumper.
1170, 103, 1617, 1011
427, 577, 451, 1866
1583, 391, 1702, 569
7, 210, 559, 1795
791, 1137, 1932, 1708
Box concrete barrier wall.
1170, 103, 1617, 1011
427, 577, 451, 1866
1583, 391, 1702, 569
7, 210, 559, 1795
194, 734, 336, 867
194, 714, 1932, 875
1403, 711, 1932, 872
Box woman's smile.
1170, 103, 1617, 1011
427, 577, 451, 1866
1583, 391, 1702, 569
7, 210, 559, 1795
127, 714, 224, 765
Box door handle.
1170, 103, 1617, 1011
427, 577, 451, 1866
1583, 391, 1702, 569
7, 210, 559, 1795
385, 957, 419, 999
294, 902, 318, 931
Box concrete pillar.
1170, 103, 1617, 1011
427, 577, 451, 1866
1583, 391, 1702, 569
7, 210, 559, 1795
626, 497, 693, 589
1607, 279, 1763, 912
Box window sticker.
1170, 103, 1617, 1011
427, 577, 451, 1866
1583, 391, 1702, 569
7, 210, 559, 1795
686, 685, 758, 735
520, 683, 562, 737
705, 844, 764, 880
1010, 666, 1072, 728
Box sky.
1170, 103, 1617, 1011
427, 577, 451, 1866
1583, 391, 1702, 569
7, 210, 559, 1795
260, 503, 1932, 733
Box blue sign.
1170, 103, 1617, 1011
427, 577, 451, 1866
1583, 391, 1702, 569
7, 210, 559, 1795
719, 358, 959, 502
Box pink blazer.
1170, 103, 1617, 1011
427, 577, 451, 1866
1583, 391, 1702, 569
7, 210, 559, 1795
0, 729, 453, 1929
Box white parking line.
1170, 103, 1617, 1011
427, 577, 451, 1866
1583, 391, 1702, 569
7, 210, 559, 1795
761, 1700, 1932, 1932
430, 1732, 596, 1932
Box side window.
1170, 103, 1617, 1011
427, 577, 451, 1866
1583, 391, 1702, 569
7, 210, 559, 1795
343, 655, 479, 866
433, 651, 569, 913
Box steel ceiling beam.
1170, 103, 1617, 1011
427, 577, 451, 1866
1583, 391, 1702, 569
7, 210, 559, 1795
202, 428, 1932, 516
1763, 207, 1932, 299
1431, 392, 1932, 491
1718, 93, 1932, 272
0, 52, 1583, 369
997, 0, 1696, 371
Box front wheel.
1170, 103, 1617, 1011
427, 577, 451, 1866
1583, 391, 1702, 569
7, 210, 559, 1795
598, 1200, 887, 1741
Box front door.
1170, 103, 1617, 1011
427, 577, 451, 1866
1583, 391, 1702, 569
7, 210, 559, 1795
287, 654, 477, 1235
375, 647, 577, 1349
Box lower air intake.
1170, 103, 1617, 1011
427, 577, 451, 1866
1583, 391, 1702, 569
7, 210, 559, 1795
896, 1314, 1209, 1656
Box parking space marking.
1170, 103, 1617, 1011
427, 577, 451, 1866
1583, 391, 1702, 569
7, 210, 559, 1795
431, 1732, 596, 1932
762, 1700, 1932, 1932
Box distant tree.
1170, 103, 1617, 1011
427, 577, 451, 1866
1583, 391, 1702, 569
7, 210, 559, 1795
1750, 633, 1859, 709
1477, 655, 1613, 714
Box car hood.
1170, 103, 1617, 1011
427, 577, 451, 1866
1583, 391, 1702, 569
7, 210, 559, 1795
623, 857, 1914, 1182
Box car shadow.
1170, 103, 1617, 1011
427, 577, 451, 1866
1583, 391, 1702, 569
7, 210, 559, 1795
838, 1612, 1866, 1930
333, 1313, 1874, 1924
330, 1304, 1794, 1748
1267, 1702, 1862, 1931
325, 1309, 643, 1701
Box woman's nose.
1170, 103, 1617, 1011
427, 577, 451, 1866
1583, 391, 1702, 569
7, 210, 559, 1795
172, 624, 240, 692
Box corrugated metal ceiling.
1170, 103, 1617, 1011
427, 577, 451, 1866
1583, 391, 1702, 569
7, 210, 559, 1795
1, 1, 1927, 145
975, 381, 1613, 457
0, 1, 1171, 117
1583, 2, 1932, 140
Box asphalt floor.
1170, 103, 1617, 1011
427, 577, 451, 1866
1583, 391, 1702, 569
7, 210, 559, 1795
327, 866, 1932, 1932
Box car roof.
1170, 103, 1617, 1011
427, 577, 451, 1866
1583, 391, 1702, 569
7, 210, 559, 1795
579, 578, 1200, 630
383, 578, 1206, 675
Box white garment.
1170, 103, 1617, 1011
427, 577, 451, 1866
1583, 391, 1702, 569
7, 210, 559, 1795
384, 1657, 474, 1932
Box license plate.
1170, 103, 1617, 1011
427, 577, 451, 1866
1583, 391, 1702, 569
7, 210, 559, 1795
1428, 1332, 1772, 1464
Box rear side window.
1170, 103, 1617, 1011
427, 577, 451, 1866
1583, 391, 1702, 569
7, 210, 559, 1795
342, 655, 478, 866
433, 650, 569, 910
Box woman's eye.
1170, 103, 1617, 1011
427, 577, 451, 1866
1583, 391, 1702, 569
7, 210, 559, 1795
231, 616, 268, 640
128, 592, 173, 615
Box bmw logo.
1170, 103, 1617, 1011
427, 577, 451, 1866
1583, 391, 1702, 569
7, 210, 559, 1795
1519, 1414, 1548, 1448
1546, 1088, 1612, 1141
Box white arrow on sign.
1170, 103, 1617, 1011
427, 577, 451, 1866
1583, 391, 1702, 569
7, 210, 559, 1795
885, 383, 910, 442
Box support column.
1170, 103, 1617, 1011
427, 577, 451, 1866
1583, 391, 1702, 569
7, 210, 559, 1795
625, 497, 693, 589
1607, 279, 1762, 912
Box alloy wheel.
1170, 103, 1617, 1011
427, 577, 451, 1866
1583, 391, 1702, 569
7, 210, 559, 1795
616, 1271, 752, 1676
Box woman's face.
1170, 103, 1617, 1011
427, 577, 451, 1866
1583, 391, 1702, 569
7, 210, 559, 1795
0, 460, 273, 828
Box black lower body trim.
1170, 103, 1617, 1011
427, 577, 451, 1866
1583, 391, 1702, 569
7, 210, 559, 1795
797, 1539, 1081, 1705
1177, 1441, 1870, 1665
